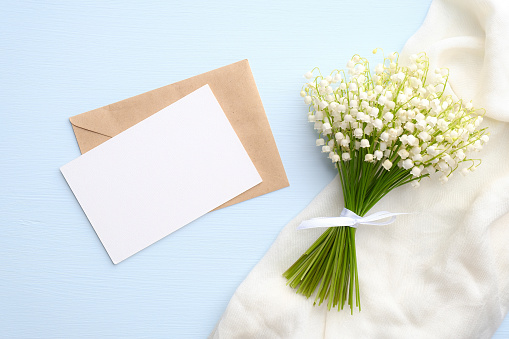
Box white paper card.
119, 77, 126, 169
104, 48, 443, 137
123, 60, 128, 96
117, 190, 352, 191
61, 85, 262, 264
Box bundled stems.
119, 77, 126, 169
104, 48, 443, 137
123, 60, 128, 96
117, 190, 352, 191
283, 156, 416, 313
283, 227, 359, 314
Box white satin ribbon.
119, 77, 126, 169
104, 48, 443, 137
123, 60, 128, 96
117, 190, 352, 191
297, 208, 408, 230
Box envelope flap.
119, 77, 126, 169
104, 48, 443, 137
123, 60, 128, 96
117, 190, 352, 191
70, 108, 122, 138
69, 87, 175, 138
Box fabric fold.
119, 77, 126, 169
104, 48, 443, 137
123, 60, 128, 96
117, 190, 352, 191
211, 0, 509, 337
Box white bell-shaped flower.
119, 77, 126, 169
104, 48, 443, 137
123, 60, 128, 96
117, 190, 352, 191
410, 146, 421, 155
418, 131, 431, 142
383, 112, 394, 121
412, 154, 423, 163
411, 166, 422, 177
382, 159, 393, 170
404, 122, 415, 133
344, 114, 354, 123
407, 135, 419, 147
398, 149, 410, 159
402, 159, 414, 170
400, 134, 408, 145
380, 132, 389, 142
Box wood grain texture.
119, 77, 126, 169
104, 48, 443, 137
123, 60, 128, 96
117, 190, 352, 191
1, 0, 507, 338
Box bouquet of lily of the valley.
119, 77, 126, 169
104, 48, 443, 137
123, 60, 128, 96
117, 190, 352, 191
283, 50, 489, 313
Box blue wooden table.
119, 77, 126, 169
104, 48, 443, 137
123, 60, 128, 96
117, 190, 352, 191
1, 1, 507, 337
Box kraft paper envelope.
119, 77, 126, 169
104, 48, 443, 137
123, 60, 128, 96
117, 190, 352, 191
61, 86, 263, 264
69, 59, 289, 209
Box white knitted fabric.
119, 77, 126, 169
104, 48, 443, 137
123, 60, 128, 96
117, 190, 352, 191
211, 0, 509, 337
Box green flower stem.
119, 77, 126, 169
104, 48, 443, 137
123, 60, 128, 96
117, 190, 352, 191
283, 157, 414, 313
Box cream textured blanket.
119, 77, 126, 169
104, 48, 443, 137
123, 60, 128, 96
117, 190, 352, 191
211, 0, 509, 337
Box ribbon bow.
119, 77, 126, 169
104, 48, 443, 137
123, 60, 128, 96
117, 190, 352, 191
297, 208, 408, 230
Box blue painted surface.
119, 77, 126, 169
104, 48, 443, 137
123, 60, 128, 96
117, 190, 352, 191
0, 1, 507, 338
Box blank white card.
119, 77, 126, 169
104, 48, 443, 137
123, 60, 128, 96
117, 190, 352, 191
61, 85, 262, 264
